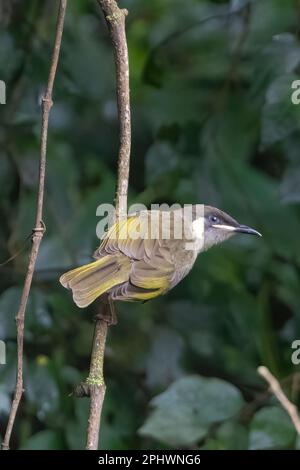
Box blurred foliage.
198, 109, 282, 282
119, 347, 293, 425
0, 0, 300, 450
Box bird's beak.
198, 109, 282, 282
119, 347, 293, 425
234, 224, 262, 237
212, 223, 262, 237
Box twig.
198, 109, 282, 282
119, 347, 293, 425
258, 366, 300, 435
81, 0, 131, 451
149, 0, 255, 55
1, 0, 67, 451
212, 1, 251, 114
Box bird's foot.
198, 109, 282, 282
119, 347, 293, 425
94, 295, 118, 326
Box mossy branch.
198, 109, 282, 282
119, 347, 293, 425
81, 0, 131, 451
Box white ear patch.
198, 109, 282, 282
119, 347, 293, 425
192, 217, 205, 238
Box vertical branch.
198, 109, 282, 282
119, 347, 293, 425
85, 298, 109, 450
98, 0, 131, 217
84, 0, 131, 450
1, 0, 67, 451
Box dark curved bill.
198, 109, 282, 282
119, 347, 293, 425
235, 224, 262, 237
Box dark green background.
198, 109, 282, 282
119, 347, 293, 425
0, 0, 300, 450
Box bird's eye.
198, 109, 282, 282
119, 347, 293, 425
209, 215, 219, 224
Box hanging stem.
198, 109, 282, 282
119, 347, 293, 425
83, 0, 131, 450
1, 0, 68, 451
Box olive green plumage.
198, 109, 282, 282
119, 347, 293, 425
60, 205, 261, 307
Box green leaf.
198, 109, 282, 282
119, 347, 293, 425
0, 287, 52, 339
249, 406, 296, 449
280, 165, 300, 203
212, 158, 300, 261
261, 74, 300, 148
145, 327, 184, 389
35, 236, 73, 272
0, 387, 10, 416
0, 287, 22, 338
20, 430, 64, 450
100, 384, 139, 450
25, 362, 60, 420
145, 142, 178, 185
201, 422, 248, 450
0, 32, 22, 81
139, 375, 244, 446
65, 399, 89, 450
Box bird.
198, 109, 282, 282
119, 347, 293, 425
59, 205, 261, 308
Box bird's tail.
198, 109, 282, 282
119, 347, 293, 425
59, 254, 130, 308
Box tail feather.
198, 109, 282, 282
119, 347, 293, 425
59, 255, 130, 308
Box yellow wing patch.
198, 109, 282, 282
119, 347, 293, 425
59, 254, 131, 308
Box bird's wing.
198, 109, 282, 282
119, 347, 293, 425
109, 238, 192, 301
94, 212, 161, 261
94, 212, 178, 297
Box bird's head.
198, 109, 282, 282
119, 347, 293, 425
199, 205, 261, 251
